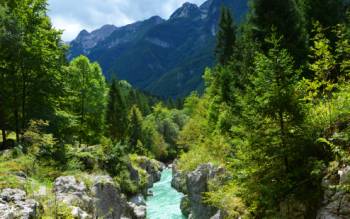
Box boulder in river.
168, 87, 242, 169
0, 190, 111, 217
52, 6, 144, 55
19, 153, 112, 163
171, 160, 187, 193
184, 163, 225, 219
127, 202, 146, 219
129, 156, 165, 188
129, 194, 146, 206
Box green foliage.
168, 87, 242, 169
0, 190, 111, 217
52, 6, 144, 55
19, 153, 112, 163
0, 155, 33, 189
64, 56, 108, 145
99, 141, 128, 176
0, 0, 67, 144
178, 24, 350, 216
1, 0, 350, 217
127, 105, 145, 153
309, 22, 337, 85
22, 120, 57, 161
216, 7, 236, 65
249, 0, 308, 64
303, 0, 346, 31
106, 79, 128, 142
143, 103, 188, 161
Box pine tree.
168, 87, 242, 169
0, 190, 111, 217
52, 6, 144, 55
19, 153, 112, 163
215, 6, 236, 66
249, 0, 307, 65
235, 34, 307, 215
303, 0, 345, 29
127, 105, 144, 153
106, 79, 128, 142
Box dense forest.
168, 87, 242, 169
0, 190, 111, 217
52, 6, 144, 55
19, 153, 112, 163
0, 0, 350, 218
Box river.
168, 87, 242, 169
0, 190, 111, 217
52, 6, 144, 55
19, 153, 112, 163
146, 168, 186, 219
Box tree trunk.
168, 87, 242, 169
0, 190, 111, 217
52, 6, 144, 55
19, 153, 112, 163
21, 70, 27, 131
14, 98, 20, 143
0, 95, 6, 148
279, 110, 289, 172
13, 73, 20, 143
79, 68, 86, 147
1, 129, 6, 148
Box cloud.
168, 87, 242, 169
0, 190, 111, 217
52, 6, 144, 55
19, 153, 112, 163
47, 0, 206, 41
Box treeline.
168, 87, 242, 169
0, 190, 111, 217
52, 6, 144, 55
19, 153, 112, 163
177, 0, 350, 218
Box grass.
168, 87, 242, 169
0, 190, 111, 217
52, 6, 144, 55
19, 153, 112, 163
0, 156, 34, 190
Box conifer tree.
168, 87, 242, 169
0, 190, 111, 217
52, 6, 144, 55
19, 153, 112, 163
235, 34, 307, 214
106, 79, 128, 142
127, 105, 144, 153
303, 0, 345, 29
249, 0, 307, 65
215, 6, 236, 66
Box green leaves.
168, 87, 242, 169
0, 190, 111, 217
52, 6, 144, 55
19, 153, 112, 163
63, 56, 108, 144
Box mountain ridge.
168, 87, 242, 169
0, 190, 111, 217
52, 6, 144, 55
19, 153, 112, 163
68, 0, 248, 98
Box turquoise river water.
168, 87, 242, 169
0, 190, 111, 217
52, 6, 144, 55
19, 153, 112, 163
146, 168, 186, 219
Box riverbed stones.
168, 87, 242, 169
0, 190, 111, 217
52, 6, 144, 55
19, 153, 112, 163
127, 202, 146, 219
0, 188, 39, 219
130, 194, 146, 206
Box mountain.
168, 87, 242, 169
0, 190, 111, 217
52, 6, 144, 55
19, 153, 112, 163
68, 0, 248, 98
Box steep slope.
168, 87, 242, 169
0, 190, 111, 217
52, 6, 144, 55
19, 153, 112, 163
68, 0, 248, 98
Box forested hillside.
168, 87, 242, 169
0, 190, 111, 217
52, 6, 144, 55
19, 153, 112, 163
175, 0, 350, 218
0, 0, 350, 218
68, 0, 248, 98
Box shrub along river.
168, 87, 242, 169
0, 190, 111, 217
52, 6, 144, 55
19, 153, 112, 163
146, 168, 186, 219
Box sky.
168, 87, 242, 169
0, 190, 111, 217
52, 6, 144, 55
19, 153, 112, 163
47, 0, 207, 41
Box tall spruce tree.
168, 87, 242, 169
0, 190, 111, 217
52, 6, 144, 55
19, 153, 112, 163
215, 6, 236, 66
249, 0, 307, 65
106, 79, 128, 142
127, 105, 144, 153
303, 0, 345, 29
235, 35, 307, 215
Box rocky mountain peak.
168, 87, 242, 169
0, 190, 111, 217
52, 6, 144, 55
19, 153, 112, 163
76, 29, 90, 41
68, 0, 249, 97
170, 2, 201, 20
149, 15, 165, 24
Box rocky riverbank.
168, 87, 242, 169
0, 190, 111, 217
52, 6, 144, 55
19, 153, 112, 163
172, 162, 227, 219
0, 156, 164, 219
172, 161, 350, 219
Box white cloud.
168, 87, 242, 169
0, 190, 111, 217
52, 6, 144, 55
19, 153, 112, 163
50, 16, 85, 42
47, 0, 206, 41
